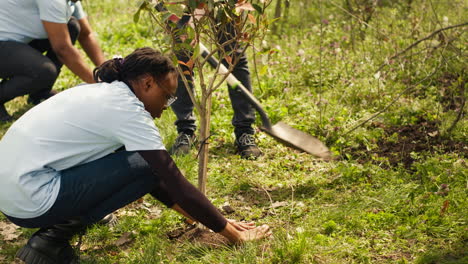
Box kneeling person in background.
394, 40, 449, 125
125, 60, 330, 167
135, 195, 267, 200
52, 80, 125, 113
0, 0, 105, 121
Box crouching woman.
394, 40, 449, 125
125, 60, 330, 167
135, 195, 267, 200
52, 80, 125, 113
0, 47, 271, 264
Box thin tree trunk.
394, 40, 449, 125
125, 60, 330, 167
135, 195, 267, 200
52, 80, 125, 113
197, 94, 212, 194
272, 0, 282, 35
345, 0, 356, 51
284, 0, 290, 20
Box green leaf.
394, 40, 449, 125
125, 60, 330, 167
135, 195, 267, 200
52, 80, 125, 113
171, 54, 179, 67
133, 10, 141, 23
188, 0, 197, 9
135, 0, 147, 9
259, 65, 268, 75
162, 34, 173, 46
165, 3, 186, 18
161, 12, 173, 23
192, 42, 200, 62
133, 0, 148, 23
252, 3, 263, 14
227, 0, 237, 7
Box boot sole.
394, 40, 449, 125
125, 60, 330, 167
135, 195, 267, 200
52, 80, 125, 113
16, 244, 57, 264
16, 243, 79, 264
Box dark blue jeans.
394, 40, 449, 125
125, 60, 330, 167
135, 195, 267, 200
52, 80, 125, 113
0, 17, 80, 104
6, 151, 163, 228
171, 23, 255, 137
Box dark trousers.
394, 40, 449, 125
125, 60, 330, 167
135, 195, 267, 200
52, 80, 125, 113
0, 17, 80, 104
5, 151, 170, 229
171, 23, 255, 137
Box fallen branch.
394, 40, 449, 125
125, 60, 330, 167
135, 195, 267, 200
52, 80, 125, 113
376, 22, 468, 73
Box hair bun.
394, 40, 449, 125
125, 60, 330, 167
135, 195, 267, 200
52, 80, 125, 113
93, 56, 125, 83
112, 56, 125, 80
113, 55, 124, 68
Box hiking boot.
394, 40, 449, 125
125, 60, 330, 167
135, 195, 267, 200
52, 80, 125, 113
28, 90, 58, 105
169, 132, 196, 155
0, 104, 12, 122
16, 233, 78, 264
16, 219, 86, 264
97, 213, 118, 227
236, 133, 262, 160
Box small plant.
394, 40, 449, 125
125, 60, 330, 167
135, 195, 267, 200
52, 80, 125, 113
136, 0, 272, 193
322, 220, 338, 235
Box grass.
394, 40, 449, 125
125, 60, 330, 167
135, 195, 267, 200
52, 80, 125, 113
1, 0, 467, 263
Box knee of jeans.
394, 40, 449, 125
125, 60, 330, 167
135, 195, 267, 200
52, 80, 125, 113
239, 53, 248, 63
234, 53, 248, 68
67, 17, 81, 43
34, 62, 58, 87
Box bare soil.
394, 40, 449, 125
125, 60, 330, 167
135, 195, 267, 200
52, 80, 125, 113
167, 225, 230, 248
352, 118, 467, 168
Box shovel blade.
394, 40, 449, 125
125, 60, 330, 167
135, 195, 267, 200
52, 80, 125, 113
261, 122, 332, 160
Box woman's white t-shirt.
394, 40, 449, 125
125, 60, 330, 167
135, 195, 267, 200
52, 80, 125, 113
0, 82, 165, 218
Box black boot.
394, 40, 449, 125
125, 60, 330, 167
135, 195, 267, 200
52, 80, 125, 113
0, 78, 13, 122
0, 103, 12, 122
16, 219, 86, 264
28, 90, 58, 105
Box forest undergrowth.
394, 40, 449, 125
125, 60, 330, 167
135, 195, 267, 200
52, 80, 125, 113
0, 1, 466, 263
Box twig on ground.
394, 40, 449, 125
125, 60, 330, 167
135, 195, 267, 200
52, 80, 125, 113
260, 186, 274, 208
376, 22, 468, 73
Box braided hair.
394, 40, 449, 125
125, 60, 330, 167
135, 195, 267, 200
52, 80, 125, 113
93, 47, 176, 87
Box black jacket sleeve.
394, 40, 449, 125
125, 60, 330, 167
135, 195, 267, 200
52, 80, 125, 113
149, 177, 175, 208
138, 150, 227, 232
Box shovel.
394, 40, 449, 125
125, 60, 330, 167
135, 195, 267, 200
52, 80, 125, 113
154, 4, 332, 159
198, 43, 332, 160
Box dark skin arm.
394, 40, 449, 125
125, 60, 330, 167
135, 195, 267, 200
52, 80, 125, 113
137, 150, 271, 243
138, 149, 227, 232
77, 17, 105, 66
42, 21, 94, 83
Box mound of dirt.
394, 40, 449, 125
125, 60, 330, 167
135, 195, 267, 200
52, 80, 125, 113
167, 225, 230, 248
352, 118, 467, 168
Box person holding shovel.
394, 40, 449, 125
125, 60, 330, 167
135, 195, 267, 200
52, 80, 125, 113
166, 7, 262, 159
0, 0, 105, 122
0, 47, 271, 264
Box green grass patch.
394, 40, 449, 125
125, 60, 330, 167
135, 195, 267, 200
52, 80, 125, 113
1, 0, 467, 263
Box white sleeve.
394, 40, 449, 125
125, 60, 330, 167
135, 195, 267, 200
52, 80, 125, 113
37, 0, 69, 23
71, 2, 87, 20
112, 111, 166, 152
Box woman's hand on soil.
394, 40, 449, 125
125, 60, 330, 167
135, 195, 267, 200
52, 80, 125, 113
219, 220, 272, 244
238, 224, 272, 243
227, 219, 255, 231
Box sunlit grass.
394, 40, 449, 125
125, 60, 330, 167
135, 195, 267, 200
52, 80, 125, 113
1, 0, 467, 263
